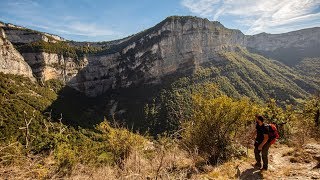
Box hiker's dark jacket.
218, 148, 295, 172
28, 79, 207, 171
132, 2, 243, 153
255, 123, 269, 145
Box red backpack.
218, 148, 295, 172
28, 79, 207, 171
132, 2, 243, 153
267, 123, 279, 144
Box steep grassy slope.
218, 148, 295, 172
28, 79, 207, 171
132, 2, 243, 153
0, 72, 61, 142
208, 48, 319, 102
295, 57, 320, 82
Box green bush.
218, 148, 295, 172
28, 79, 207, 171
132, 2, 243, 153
181, 93, 260, 164
15, 40, 103, 59
55, 142, 77, 174
302, 94, 320, 137
97, 120, 147, 164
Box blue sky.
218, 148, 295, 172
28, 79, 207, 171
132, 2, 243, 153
1, 0, 319, 42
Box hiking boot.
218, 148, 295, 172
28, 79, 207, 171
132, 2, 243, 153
261, 166, 268, 171
253, 163, 261, 169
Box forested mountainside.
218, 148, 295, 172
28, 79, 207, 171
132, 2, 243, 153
1, 16, 319, 97
1, 16, 319, 131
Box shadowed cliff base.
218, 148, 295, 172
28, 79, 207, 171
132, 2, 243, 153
45, 66, 195, 134
46, 48, 320, 134
46, 85, 106, 128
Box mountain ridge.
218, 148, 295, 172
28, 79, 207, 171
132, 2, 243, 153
0, 16, 319, 99
2, 17, 319, 43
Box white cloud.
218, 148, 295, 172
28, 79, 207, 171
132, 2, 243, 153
0, 0, 116, 38
181, 0, 320, 34
55, 22, 115, 37
181, 0, 220, 17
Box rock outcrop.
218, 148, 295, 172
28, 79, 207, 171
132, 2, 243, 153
66, 16, 320, 96
246, 28, 320, 52
2, 23, 86, 82
69, 16, 248, 96
0, 28, 34, 80
3, 23, 65, 44
21, 52, 88, 82
246, 27, 320, 65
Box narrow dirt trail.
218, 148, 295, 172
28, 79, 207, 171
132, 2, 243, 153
238, 143, 320, 180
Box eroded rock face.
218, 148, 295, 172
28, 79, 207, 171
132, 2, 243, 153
0, 28, 34, 80
2, 24, 86, 82
21, 52, 88, 82
69, 17, 247, 96
1, 16, 319, 97
245, 27, 320, 65
3, 24, 65, 43
246, 28, 320, 51
68, 17, 320, 96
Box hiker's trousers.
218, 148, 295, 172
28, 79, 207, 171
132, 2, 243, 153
254, 142, 271, 168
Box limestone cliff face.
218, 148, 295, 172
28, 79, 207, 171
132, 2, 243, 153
246, 27, 320, 51
69, 17, 247, 96
21, 52, 88, 82
1, 16, 319, 97
0, 28, 34, 80
68, 16, 320, 96
3, 24, 85, 82
245, 27, 320, 65
3, 24, 65, 44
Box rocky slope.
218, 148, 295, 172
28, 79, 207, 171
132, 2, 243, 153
1, 23, 65, 43
2, 23, 87, 82
0, 28, 34, 80
246, 27, 320, 66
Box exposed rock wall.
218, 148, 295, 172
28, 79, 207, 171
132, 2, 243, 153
69, 17, 320, 97
3, 24, 65, 44
1, 16, 319, 97
69, 17, 247, 96
0, 28, 34, 80
21, 52, 88, 82
245, 27, 320, 65
2, 24, 84, 82
246, 27, 320, 51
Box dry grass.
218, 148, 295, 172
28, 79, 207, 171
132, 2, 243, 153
0, 153, 55, 179
281, 148, 295, 157
1, 132, 319, 179
66, 143, 196, 180
0, 138, 200, 180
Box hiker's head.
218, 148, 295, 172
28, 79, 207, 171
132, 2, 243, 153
255, 115, 264, 124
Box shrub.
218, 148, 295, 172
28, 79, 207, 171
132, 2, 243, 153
54, 142, 77, 175
15, 40, 103, 59
302, 94, 320, 138
181, 93, 260, 164
97, 121, 147, 164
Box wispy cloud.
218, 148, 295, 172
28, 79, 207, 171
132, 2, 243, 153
181, 0, 220, 17
181, 0, 320, 34
0, 0, 117, 39
46, 22, 116, 37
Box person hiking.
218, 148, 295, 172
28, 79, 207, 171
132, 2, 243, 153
254, 115, 271, 171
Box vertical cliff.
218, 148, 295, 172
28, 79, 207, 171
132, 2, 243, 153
246, 27, 320, 65
1, 16, 319, 98
0, 28, 34, 80
3, 24, 88, 82
21, 52, 88, 82
69, 16, 247, 96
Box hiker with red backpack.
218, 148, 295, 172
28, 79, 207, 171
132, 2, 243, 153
254, 115, 279, 171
